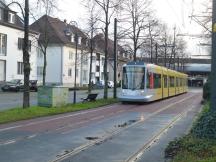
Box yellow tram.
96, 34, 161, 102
118, 62, 188, 102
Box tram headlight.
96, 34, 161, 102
121, 90, 126, 96
139, 90, 145, 95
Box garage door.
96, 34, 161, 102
0, 60, 5, 81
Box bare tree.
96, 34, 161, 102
83, 0, 100, 93
22, 0, 30, 108
175, 37, 188, 71
120, 0, 152, 61
30, 0, 58, 86
93, 0, 122, 99
6, 0, 30, 108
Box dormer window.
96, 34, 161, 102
78, 37, 82, 45
8, 12, 15, 24
71, 34, 74, 43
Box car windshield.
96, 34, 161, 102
122, 66, 145, 90
8, 79, 20, 84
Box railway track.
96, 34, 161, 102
51, 93, 198, 162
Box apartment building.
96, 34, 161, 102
0, 1, 38, 82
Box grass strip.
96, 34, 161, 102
0, 98, 118, 124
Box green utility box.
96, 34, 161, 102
38, 86, 69, 107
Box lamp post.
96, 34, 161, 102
113, 18, 117, 99
69, 21, 79, 104
73, 33, 78, 104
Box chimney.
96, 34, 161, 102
64, 19, 67, 24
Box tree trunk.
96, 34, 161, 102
43, 50, 47, 86
88, 39, 93, 93
104, 13, 109, 99
23, 0, 30, 108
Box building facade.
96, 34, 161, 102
31, 15, 105, 87
0, 1, 38, 82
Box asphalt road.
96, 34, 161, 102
0, 89, 116, 111
0, 88, 202, 162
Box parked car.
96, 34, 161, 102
29, 80, 38, 92
95, 80, 104, 89
1, 79, 38, 92
1, 79, 23, 92
108, 81, 114, 88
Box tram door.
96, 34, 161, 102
163, 75, 168, 98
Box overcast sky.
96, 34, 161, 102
6, 0, 209, 57
55, 0, 209, 57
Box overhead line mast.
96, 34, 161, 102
211, 0, 216, 111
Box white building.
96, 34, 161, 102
0, 1, 38, 82
31, 15, 105, 87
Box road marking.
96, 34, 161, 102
0, 133, 39, 146
1, 139, 16, 145
50, 93, 197, 162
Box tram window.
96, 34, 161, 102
170, 76, 175, 87
164, 75, 168, 88
154, 73, 161, 89
177, 78, 180, 87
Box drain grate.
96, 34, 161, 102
85, 137, 99, 140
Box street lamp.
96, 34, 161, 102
69, 21, 79, 104
74, 33, 78, 104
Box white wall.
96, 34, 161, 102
0, 25, 38, 82
37, 45, 107, 87
37, 45, 62, 84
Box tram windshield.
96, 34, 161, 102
122, 66, 145, 90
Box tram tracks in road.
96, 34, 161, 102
50, 93, 198, 162
124, 104, 198, 162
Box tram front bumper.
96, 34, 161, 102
118, 95, 153, 102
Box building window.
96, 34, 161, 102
82, 54, 88, 65
37, 66, 43, 76
101, 57, 105, 66
91, 72, 95, 79
69, 51, 73, 60
18, 38, 31, 52
96, 53, 100, 61
17, 62, 24, 75
96, 66, 100, 72
8, 12, 15, 24
0, 8, 3, 20
101, 72, 104, 80
68, 68, 72, 77
92, 56, 96, 63
83, 70, 87, 82
0, 34, 7, 55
